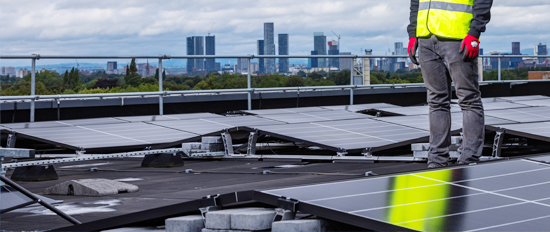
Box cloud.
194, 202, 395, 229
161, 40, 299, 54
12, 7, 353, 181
1, 0, 549, 66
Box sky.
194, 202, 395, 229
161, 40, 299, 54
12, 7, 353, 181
1, 0, 550, 67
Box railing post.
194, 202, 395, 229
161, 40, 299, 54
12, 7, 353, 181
498, 56, 501, 81
30, 56, 36, 122
247, 56, 252, 110
158, 57, 163, 115
478, 57, 483, 82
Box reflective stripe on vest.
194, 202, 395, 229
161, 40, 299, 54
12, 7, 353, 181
416, 0, 474, 40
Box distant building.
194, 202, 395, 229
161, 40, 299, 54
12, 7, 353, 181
215, 62, 221, 72
278, 34, 289, 73
257, 40, 265, 74
2, 66, 16, 76
328, 40, 339, 69
1, 66, 5, 75
365, 49, 374, 70
236, 58, 248, 74
194, 36, 205, 70
186, 37, 195, 74
16, 68, 30, 78
264, 23, 276, 73
535, 43, 548, 64
339, 52, 352, 70
250, 62, 259, 74
310, 51, 319, 68
395, 42, 404, 56
314, 32, 327, 68
205, 36, 216, 73
512, 42, 521, 55
528, 71, 550, 80
107, 61, 117, 72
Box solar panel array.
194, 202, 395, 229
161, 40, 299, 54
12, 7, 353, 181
263, 158, 550, 231
242, 107, 329, 115
375, 113, 517, 132
0, 118, 127, 130
488, 122, 550, 142
485, 107, 550, 123
115, 113, 223, 122
253, 119, 429, 152
321, 103, 399, 112
151, 116, 284, 135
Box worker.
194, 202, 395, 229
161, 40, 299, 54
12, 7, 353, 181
407, 0, 493, 168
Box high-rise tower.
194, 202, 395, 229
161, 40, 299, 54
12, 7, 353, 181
278, 34, 289, 73
314, 32, 327, 68
205, 36, 216, 73
193, 36, 205, 70
264, 23, 276, 73
257, 40, 265, 74
186, 37, 195, 73
328, 40, 339, 69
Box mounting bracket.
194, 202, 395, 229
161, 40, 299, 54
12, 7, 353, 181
362, 148, 373, 157
221, 130, 234, 156
7, 132, 16, 148
336, 148, 348, 157
492, 128, 506, 158
246, 130, 259, 156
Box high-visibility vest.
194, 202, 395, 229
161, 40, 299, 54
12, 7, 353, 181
417, 0, 474, 40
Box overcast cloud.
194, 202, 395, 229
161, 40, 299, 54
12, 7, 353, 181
1, 0, 549, 66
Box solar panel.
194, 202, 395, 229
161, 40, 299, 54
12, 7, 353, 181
488, 122, 550, 142
497, 95, 550, 102
115, 113, 223, 122
379, 105, 462, 116
257, 111, 374, 124
151, 116, 284, 135
321, 103, 399, 112
0, 118, 127, 130
512, 99, 550, 107
242, 107, 329, 115
485, 107, 550, 123
482, 101, 532, 111
13, 122, 198, 150
375, 113, 516, 132
262, 159, 550, 231
252, 118, 429, 152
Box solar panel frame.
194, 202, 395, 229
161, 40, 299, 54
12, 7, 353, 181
259, 159, 550, 231
321, 103, 400, 112
150, 116, 285, 135
374, 113, 517, 132
0, 118, 127, 130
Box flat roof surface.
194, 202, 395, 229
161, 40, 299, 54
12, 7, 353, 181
1, 157, 427, 231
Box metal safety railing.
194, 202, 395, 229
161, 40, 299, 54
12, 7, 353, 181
1, 54, 549, 122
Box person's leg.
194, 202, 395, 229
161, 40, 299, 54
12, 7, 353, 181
438, 40, 485, 163
419, 36, 453, 166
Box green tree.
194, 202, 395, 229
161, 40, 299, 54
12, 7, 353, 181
285, 76, 305, 87
297, 70, 307, 77
125, 58, 142, 87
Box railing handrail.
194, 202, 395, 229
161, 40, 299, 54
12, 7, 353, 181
1, 54, 550, 59
1, 54, 549, 121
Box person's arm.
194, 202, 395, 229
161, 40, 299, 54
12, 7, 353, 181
468, 0, 493, 38
407, 0, 420, 38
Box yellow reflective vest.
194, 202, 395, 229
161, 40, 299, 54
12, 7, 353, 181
417, 0, 474, 40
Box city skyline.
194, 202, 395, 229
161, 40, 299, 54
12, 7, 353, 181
1, 0, 549, 67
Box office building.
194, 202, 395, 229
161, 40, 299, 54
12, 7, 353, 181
1, 66, 5, 75
186, 37, 195, 74
328, 40, 339, 69
194, 36, 205, 70
535, 43, 548, 63
236, 58, 248, 74
264, 23, 276, 73
395, 42, 404, 56
512, 42, 521, 55
107, 61, 117, 72
257, 40, 265, 74
510, 42, 522, 68
206, 36, 216, 73
339, 52, 352, 70
278, 34, 289, 73
314, 32, 327, 68
310, 51, 319, 68
365, 49, 374, 70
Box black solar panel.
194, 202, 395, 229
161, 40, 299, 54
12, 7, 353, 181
497, 95, 550, 102
485, 107, 550, 123
375, 113, 516, 132
512, 99, 550, 107
380, 105, 462, 116
13, 122, 198, 150
258, 111, 374, 124
0, 118, 127, 130
151, 116, 284, 135
482, 101, 532, 111
262, 159, 550, 231
321, 103, 399, 112
488, 122, 550, 142
252, 118, 429, 152
115, 113, 223, 122
242, 107, 329, 115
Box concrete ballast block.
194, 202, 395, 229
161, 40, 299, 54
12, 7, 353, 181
230, 209, 276, 231
182, 142, 202, 150
272, 219, 329, 232
205, 208, 265, 230
165, 215, 204, 232
44, 179, 139, 196
202, 136, 223, 144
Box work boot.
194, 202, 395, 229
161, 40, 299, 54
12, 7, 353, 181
427, 162, 448, 168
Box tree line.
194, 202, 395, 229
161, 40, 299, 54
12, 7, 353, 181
1, 59, 543, 96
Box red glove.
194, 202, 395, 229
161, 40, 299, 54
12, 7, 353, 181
461, 35, 480, 62
408, 37, 419, 65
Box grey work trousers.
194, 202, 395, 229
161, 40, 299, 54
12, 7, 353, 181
418, 35, 485, 165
